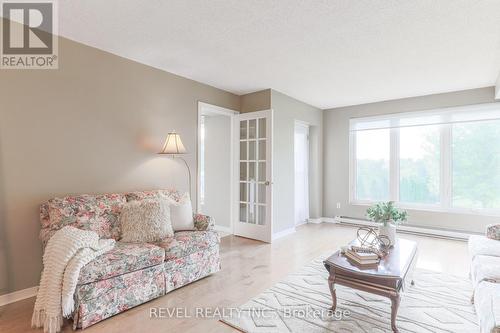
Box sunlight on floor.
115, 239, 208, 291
416, 259, 443, 272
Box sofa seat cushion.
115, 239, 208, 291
155, 230, 220, 261
474, 281, 500, 333
469, 235, 500, 259
471, 255, 500, 288
78, 242, 165, 284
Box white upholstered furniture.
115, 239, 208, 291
469, 227, 500, 333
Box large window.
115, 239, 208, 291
399, 125, 440, 205
350, 103, 500, 214
452, 121, 500, 209
355, 129, 390, 201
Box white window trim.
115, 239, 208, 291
349, 104, 500, 217
389, 127, 400, 202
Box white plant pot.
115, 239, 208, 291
378, 223, 396, 247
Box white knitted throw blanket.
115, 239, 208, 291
32, 226, 115, 333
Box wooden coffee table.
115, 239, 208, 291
323, 238, 418, 333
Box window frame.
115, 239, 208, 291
349, 108, 500, 217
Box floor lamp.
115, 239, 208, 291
158, 131, 191, 198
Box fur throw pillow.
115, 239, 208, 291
120, 197, 173, 242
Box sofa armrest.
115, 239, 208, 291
39, 228, 57, 254
486, 224, 500, 240
193, 213, 215, 231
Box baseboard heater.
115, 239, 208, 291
334, 216, 478, 241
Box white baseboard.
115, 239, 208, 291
295, 220, 308, 226
272, 227, 296, 240
0, 286, 38, 306
321, 217, 338, 224
306, 218, 323, 224
214, 225, 232, 234
307, 217, 337, 224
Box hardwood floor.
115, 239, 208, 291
0, 223, 470, 333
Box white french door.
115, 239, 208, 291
233, 110, 273, 243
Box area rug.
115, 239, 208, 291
221, 256, 478, 333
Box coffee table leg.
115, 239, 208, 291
390, 293, 401, 333
328, 274, 337, 311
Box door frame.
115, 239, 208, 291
233, 109, 274, 243
294, 120, 310, 226
197, 101, 239, 235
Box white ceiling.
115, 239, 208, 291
56, 0, 500, 109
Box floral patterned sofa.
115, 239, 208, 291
39, 189, 221, 329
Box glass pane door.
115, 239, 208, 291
239, 117, 267, 225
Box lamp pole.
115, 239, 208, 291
175, 155, 191, 199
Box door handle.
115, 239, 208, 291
264, 181, 272, 186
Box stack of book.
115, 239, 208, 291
344, 248, 380, 267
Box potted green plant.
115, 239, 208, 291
366, 201, 408, 246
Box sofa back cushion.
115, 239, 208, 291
41, 193, 126, 240
125, 189, 182, 203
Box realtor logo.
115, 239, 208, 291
1, 1, 58, 69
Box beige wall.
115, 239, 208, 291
240, 89, 271, 113
0, 33, 239, 295
201, 115, 232, 228
496, 74, 500, 99
323, 87, 498, 233
270, 90, 323, 233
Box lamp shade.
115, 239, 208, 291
158, 132, 187, 154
